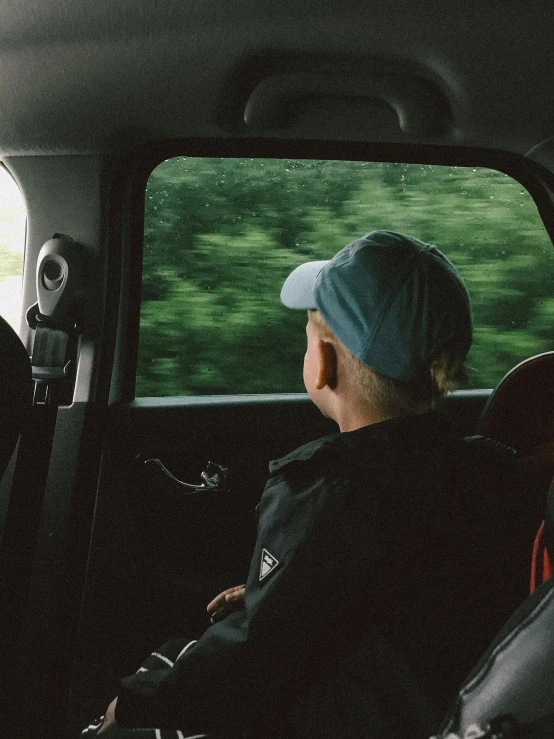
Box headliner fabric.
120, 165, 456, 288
0, 0, 551, 154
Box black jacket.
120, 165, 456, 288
115, 413, 533, 738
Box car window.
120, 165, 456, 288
137, 158, 554, 397
0, 166, 26, 331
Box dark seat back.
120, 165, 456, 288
478, 352, 554, 592
0, 315, 32, 474
434, 355, 554, 736
0, 314, 32, 542
434, 574, 554, 739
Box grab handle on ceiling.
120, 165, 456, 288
243, 72, 450, 136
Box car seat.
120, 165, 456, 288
433, 573, 554, 739
0, 314, 32, 482
476, 352, 554, 592
0, 311, 32, 557
431, 354, 554, 738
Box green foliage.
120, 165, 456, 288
0, 244, 23, 282
0, 198, 25, 281
137, 159, 554, 397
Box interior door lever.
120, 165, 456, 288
136, 455, 228, 495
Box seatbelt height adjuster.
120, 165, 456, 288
26, 234, 87, 407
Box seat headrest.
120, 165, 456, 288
0, 315, 31, 478
478, 352, 554, 452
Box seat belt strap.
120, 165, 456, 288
30, 319, 77, 405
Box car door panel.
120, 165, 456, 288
67, 389, 488, 734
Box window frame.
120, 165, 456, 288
113, 138, 554, 402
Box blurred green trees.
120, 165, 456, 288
137, 159, 554, 396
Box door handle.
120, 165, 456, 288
136, 455, 228, 495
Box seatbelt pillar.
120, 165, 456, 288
0, 233, 89, 732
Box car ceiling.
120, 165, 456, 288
0, 0, 553, 157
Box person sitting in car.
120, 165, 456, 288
87, 230, 529, 739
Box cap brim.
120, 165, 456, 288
280, 260, 328, 310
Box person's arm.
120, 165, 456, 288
114, 468, 377, 734
206, 584, 245, 623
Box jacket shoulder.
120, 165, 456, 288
268, 432, 343, 475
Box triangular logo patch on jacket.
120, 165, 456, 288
259, 548, 279, 581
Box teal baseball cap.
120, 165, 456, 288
280, 230, 472, 381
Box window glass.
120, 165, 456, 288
0, 166, 26, 331
138, 159, 554, 396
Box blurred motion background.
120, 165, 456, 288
130, 159, 553, 395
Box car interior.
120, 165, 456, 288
1, 1, 554, 737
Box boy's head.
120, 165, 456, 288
281, 230, 472, 425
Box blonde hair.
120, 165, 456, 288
308, 310, 466, 416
